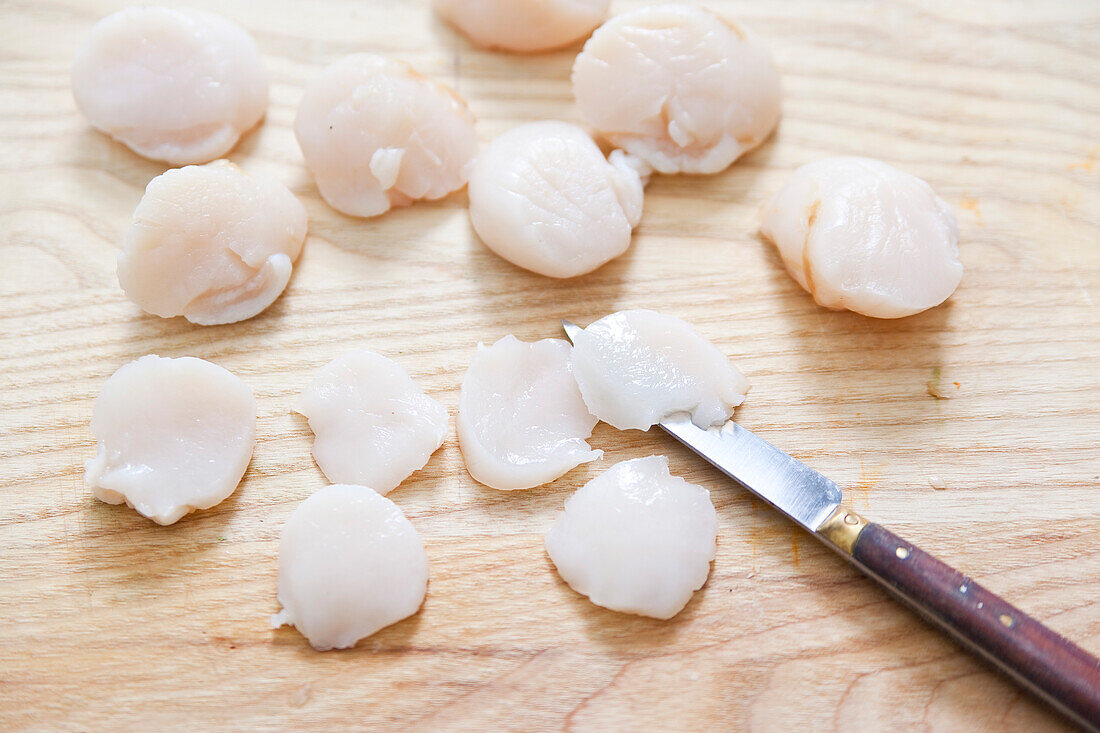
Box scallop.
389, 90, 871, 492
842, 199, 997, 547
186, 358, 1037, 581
434, 0, 610, 53
570, 309, 750, 431
71, 7, 268, 165
468, 121, 645, 278
294, 351, 448, 495
760, 157, 963, 319
117, 160, 307, 326
295, 54, 478, 218
546, 455, 717, 619
572, 3, 781, 175
457, 336, 601, 490
272, 484, 429, 650
84, 355, 255, 525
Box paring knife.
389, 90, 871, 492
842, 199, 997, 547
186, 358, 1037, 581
561, 320, 1100, 731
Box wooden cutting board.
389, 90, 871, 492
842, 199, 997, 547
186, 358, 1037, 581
2, 1, 1097, 730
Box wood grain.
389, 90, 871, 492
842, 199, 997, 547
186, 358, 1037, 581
1, 0, 1098, 730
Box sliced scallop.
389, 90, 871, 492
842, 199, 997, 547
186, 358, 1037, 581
570, 309, 749, 431
272, 484, 429, 650
294, 351, 447, 495
760, 156, 963, 319
295, 54, 478, 218
572, 3, 781, 175
117, 160, 307, 326
434, 0, 609, 53
468, 121, 645, 278
458, 336, 601, 490
71, 7, 268, 165
546, 455, 717, 619
84, 355, 255, 525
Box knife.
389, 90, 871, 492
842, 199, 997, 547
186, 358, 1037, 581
561, 319, 1100, 731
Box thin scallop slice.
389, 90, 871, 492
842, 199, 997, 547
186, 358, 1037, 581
295, 54, 478, 218
71, 7, 268, 165
570, 309, 750, 431
84, 355, 255, 525
546, 455, 717, 619
272, 484, 429, 650
760, 157, 963, 319
457, 336, 601, 490
117, 160, 307, 326
294, 351, 448, 495
469, 121, 645, 278
572, 3, 781, 175
434, 0, 610, 53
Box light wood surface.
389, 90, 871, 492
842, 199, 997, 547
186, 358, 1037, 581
2, 1, 1098, 730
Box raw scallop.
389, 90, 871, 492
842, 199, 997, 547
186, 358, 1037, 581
295, 54, 478, 218
71, 7, 268, 165
546, 455, 717, 619
457, 336, 601, 490
272, 484, 429, 650
434, 0, 609, 53
760, 157, 963, 319
117, 160, 307, 325
294, 351, 448, 494
468, 121, 645, 278
570, 309, 749, 431
85, 355, 255, 525
572, 3, 781, 174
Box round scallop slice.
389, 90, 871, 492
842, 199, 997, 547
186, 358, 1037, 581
570, 309, 750, 432
434, 0, 610, 53
760, 157, 963, 319
572, 3, 781, 175
117, 160, 307, 326
546, 455, 717, 619
294, 351, 448, 495
295, 54, 478, 218
71, 7, 268, 165
272, 484, 429, 651
84, 355, 256, 525
468, 121, 645, 279
457, 336, 601, 490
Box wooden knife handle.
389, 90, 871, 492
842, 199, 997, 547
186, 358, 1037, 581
818, 508, 1100, 731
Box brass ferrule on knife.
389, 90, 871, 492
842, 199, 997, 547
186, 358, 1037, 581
816, 505, 870, 555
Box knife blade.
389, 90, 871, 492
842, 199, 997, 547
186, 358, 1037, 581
561, 318, 1100, 731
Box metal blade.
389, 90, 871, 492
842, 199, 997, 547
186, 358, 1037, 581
561, 319, 843, 531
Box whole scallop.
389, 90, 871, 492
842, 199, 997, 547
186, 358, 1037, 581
294, 351, 448, 495
434, 0, 610, 53
545, 455, 717, 619
272, 484, 429, 651
84, 355, 256, 525
572, 3, 781, 174
117, 160, 307, 325
295, 54, 478, 218
457, 336, 601, 490
570, 309, 750, 431
468, 121, 644, 278
71, 7, 268, 165
760, 156, 963, 318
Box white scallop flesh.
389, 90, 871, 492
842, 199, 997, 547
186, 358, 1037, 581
468, 121, 645, 279
572, 3, 781, 175
571, 309, 750, 431
434, 0, 610, 53
295, 54, 478, 218
84, 355, 256, 525
71, 7, 268, 165
760, 157, 963, 319
117, 160, 307, 326
272, 484, 429, 651
457, 336, 601, 490
546, 455, 716, 619
294, 351, 448, 495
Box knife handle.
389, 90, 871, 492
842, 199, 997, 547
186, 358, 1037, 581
818, 507, 1100, 732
